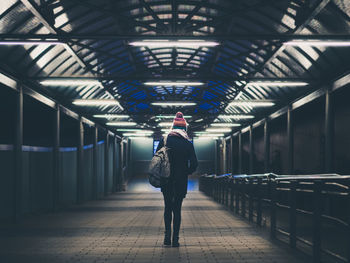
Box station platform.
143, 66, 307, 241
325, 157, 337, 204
0, 188, 309, 263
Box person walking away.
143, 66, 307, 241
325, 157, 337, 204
156, 112, 198, 247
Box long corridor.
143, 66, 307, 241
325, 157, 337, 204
0, 189, 308, 263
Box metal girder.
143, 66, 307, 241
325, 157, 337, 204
19, 0, 87, 68
247, 0, 332, 78
0, 33, 348, 41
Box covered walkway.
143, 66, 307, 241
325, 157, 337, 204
0, 188, 307, 263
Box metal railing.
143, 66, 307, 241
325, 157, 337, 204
199, 173, 350, 263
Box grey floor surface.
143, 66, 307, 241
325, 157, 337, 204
0, 190, 309, 263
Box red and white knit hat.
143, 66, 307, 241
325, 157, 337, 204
172, 112, 187, 129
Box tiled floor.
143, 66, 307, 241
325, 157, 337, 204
0, 191, 308, 263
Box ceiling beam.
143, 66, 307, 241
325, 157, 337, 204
0, 33, 348, 41
247, 0, 332, 78
19, 0, 88, 69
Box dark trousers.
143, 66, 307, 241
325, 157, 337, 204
162, 189, 184, 238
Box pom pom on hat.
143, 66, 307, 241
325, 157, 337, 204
172, 111, 187, 129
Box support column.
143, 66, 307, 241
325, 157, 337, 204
230, 138, 233, 173
14, 86, 23, 222
222, 139, 226, 173
52, 104, 60, 211
77, 119, 84, 204
119, 140, 125, 191
325, 89, 334, 173
287, 106, 294, 174
249, 126, 254, 174
238, 132, 242, 174
112, 136, 117, 193
93, 126, 98, 199
104, 133, 110, 196
264, 119, 270, 173
214, 140, 218, 174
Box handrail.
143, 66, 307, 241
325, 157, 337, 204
199, 172, 350, 263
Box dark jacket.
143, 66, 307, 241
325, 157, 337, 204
156, 134, 198, 198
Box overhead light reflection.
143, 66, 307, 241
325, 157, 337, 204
130, 40, 220, 48
152, 102, 197, 106
284, 40, 350, 47
145, 81, 203, 86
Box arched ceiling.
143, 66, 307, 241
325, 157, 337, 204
0, 0, 349, 137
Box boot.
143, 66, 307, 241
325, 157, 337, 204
172, 236, 180, 247
163, 230, 171, 246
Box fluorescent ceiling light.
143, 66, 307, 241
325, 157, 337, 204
93, 114, 129, 119
161, 129, 171, 132
130, 40, 219, 48
116, 129, 153, 133
194, 118, 203, 122
40, 79, 101, 86
144, 81, 203, 86
158, 122, 173, 127
73, 99, 121, 106
195, 136, 219, 140
195, 133, 225, 137
152, 102, 197, 106
156, 115, 192, 118
211, 123, 241, 127
123, 133, 152, 137
228, 101, 275, 107
206, 128, 232, 133
218, 115, 255, 119
0, 41, 63, 46
247, 81, 308, 87
106, 122, 137, 126
284, 40, 350, 47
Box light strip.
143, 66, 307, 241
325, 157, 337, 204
158, 122, 173, 127
195, 133, 225, 137
144, 81, 203, 86
106, 122, 137, 126
130, 40, 219, 48
40, 79, 101, 86
156, 115, 192, 118
211, 123, 241, 127
198, 133, 224, 137
218, 115, 255, 119
247, 81, 308, 87
206, 128, 232, 133
284, 40, 350, 47
152, 102, 197, 106
73, 99, 121, 106
0, 41, 63, 46
195, 137, 219, 140
123, 133, 152, 137
116, 129, 153, 133
93, 114, 129, 119
228, 101, 275, 107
